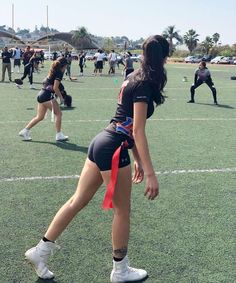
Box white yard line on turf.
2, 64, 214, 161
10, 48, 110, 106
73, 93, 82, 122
1, 117, 236, 124
1, 167, 236, 182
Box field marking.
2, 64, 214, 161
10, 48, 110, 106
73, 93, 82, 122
1, 117, 236, 124
1, 167, 236, 183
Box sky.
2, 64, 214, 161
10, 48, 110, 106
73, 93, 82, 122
1, 0, 236, 45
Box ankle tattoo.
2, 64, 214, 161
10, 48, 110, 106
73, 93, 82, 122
113, 247, 127, 258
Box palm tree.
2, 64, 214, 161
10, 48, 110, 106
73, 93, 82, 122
212, 33, 220, 45
201, 36, 214, 54
72, 27, 98, 50
103, 37, 115, 52
72, 26, 89, 41
162, 25, 182, 56
183, 29, 199, 54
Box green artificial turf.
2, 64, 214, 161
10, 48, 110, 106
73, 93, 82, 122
0, 61, 235, 283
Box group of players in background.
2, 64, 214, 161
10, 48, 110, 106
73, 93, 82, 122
1, 44, 218, 105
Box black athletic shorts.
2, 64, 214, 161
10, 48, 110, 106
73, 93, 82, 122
96, 60, 103, 69
125, 68, 134, 78
37, 89, 54, 103
88, 130, 131, 171
14, 59, 21, 66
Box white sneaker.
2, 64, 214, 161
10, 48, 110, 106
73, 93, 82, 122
56, 132, 69, 141
16, 84, 22, 89
30, 84, 36, 89
25, 240, 60, 279
110, 256, 148, 282
19, 128, 32, 141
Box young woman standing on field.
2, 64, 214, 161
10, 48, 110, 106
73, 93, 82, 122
19, 57, 69, 141
25, 35, 169, 282
188, 60, 218, 104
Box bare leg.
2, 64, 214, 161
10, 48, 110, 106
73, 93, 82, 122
25, 103, 48, 130
101, 165, 132, 258
44, 159, 103, 241
50, 99, 62, 133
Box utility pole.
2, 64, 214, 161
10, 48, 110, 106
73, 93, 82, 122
12, 3, 14, 31
46, 5, 51, 56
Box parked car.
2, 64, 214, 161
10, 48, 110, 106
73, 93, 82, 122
201, 54, 212, 62
184, 55, 202, 63
193, 56, 202, 63
210, 56, 224, 64
184, 56, 195, 63
233, 59, 236, 65
71, 51, 79, 60
218, 56, 234, 64
44, 51, 53, 60
85, 52, 95, 60
130, 54, 140, 62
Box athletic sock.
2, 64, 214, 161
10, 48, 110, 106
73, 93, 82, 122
42, 237, 54, 243
113, 257, 124, 262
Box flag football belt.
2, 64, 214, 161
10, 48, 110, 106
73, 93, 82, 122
102, 119, 134, 209
102, 140, 130, 209
115, 117, 133, 136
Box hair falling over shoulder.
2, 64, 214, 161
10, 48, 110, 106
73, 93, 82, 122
48, 61, 61, 78
47, 57, 68, 79
130, 35, 170, 106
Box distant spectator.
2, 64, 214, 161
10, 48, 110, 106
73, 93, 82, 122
124, 52, 134, 79
40, 50, 45, 65
52, 51, 58, 61
93, 49, 100, 74
1, 46, 12, 82
108, 49, 117, 74
64, 48, 72, 80
117, 56, 125, 69
12, 46, 21, 73
79, 51, 85, 76
94, 49, 104, 75
34, 52, 42, 73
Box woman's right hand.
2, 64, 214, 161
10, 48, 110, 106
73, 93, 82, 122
144, 173, 159, 200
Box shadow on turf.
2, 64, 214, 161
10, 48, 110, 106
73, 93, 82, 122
56, 142, 88, 153
195, 102, 235, 109
36, 278, 59, 283
61, 107, 76, 111
30, 140, 88, 153
34, 276, 149, 283
26, 107, 76, 111
35, 276, 148, 283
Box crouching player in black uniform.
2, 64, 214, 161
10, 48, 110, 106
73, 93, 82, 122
24, 35, 169, 282
188, 60, 218, 104
59, 83, 72, 107
19, 57, 69, 141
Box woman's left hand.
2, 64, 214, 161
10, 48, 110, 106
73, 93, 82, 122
132, 161, 144, 184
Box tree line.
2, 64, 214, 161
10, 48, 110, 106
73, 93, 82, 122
162, 25, 236, 57
1, 25, 235, 56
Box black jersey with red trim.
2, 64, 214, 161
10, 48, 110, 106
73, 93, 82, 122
42, 70, 64, 93
108, 79, 155, 137
22, 51, 34, 65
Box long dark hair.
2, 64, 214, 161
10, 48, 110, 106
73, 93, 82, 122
48, 57, 68, 79
130, 35, 169, 106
